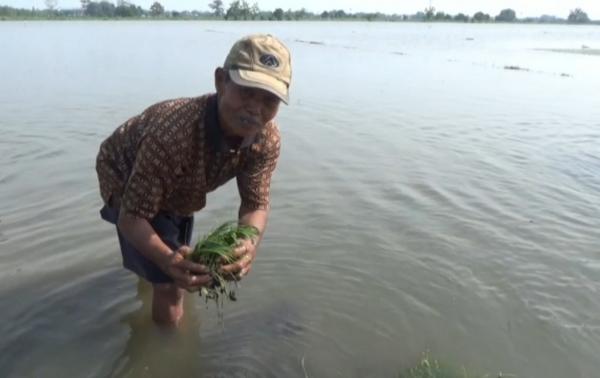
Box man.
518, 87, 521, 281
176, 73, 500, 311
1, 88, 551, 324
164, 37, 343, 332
96, 34, 291, 327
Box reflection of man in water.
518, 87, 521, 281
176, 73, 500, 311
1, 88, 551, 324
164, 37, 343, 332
95, 34, 291, 327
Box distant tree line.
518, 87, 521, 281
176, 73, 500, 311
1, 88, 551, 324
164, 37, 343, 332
0, 1, 595, 24
0, 1, 213, 19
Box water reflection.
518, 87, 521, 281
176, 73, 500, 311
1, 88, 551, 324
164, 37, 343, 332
109, 280, 203, 378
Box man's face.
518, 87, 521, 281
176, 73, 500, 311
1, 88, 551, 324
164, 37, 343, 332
215, 68, 281, 138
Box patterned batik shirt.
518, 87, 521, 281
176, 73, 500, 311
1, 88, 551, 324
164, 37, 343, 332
95, 93, 281, 219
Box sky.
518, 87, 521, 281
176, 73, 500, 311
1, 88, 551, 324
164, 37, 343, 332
3, 0, 600, 19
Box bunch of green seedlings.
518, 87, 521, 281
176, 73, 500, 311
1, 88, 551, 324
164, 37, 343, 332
187, 221, 259, 311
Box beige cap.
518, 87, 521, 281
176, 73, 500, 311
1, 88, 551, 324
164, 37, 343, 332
224, 34, 292, 104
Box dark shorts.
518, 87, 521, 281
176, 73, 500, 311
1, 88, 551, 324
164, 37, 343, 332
100, 205, 194, 284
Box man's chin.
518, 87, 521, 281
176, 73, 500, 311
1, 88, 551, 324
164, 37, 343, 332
236, 124, 263, 137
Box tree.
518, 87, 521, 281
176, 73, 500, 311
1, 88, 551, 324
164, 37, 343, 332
208, 0, 224, 17
85, 1, 116, 17
424, 6, 435, 20
293, 8, 307, 20
412, 11, 425, 21
472, 11, 490, 22
273, 7, 284, 20
45, 0, 58, 11
365, 13, 377, 21
331, 9, 346, 19
80, 0, 89, 12
538, 15, 560, 23
495, 8, 516, 22
115, 1, 142, 17
240, 0, 250, 19
250, 2, 259, 19
454, 13, 469, 22
225, 0, 250, 20
434, 11, 446, 21
150, 2, 164, 16
568, 8, 590, 23
225, 0, 240, 20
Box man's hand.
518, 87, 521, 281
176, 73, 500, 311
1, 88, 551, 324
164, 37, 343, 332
220, 236, 258, 281
159, 246, 213, 292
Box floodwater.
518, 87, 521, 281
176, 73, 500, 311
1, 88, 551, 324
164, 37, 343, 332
1, 21, 599, 377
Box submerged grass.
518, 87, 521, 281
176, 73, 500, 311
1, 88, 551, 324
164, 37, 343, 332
399, 353, 515, 378
187, 221, 259, 317
536, 48, 600, 56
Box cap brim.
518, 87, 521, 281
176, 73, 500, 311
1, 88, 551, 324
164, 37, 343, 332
229, 69, 289, 105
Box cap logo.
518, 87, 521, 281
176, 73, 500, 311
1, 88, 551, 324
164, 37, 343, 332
259, 54, 280, 69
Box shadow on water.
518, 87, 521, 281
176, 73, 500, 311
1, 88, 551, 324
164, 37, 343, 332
106, 279, 307, 377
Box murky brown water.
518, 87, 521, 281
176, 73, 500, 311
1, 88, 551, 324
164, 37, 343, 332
1, 21, 599, 377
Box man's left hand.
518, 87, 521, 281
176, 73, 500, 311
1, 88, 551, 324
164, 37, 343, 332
220, 236, 258, 280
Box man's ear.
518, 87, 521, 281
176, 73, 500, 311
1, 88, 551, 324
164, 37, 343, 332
215, 67, 226, 93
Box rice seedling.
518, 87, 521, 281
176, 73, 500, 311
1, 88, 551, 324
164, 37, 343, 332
187, 221, 259, 317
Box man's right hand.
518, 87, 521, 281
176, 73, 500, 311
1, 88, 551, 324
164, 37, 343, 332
159, 246, 212, 292
117, 212, 212, 291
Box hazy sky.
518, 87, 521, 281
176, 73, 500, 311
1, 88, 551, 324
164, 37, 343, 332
4, 0, 600, 19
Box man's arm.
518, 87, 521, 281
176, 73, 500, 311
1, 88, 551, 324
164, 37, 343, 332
117, 212, 211, 291
238, 205, 269, 243
219, 205, 270, 280
224, 124, 281, 279
117, 212, 175, 270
